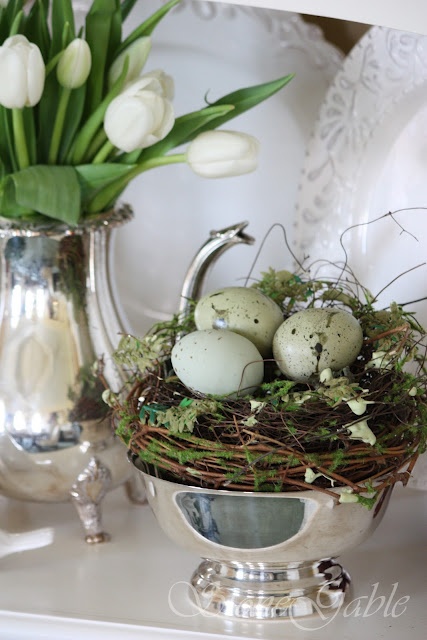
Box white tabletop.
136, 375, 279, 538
0, 482, 426, 639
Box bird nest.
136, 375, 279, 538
111, 266, 427, 507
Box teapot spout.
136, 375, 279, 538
178, 221, 254, 318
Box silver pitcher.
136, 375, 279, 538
0, 213, 254, 542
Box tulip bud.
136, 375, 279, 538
104, 75, 175, 153
0, 35, 45, 108
108, 36, 151, 88
57, 38, 92, 90
186, 131, 259, 178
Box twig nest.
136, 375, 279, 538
273, 308, 363, 382
112, 266, 427, 502
171, 329, 264, 397
195, 286, 283, 356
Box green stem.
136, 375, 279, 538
84, 127, 109, 162
93, 139, 115, 164
1, 107, 17, 172
12, 109, 30, 170
48, 87, 72, 164
87, 153, 186, 214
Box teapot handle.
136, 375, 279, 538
178, 221, 254, 319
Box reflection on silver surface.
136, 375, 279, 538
177, 492, 307, 548
0, 210, 129, 455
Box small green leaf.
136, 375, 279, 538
2, 165, 81, 224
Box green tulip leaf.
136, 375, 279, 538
58, 85, 86, 163
136, 75, 294, 162
117, 0, 180, 54
2, 166, 81, 224
196, 73, 295, 134
50, 0, 75, 56
120, 0, 139, 22
85, 0, 122, 117
75, 162, 135, 204
23, 0, 51, 61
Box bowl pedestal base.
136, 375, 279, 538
190, 558, 350, 619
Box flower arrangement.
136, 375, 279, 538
110, 259, 427, 508
0, 0, 293, 225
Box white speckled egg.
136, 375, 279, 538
273, 308, 363, 382
171, 329, 264, 397
194, 286, 283, 357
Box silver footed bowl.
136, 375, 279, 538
131, 456, 392, 620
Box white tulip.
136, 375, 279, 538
57, 38, 91, 90
121, 71, 174, 99
139, 69, 175, 100
104, 73, 175, 153
0, 35, 45, 108
186, 130, 259, 178
108, 36, 151, 88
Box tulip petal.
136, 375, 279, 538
26, 45, 45, 105
153, 99, 175, 139
108, 36, 152, 88
0, 35, 45, 108
0, 49, 27, 109
104, 95, 157, 153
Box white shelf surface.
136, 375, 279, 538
205, 0, 427, 34
0, 482, 426, 639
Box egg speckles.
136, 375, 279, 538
171, 329, 264, 397
273, 308, 363, 382
194, 286, 283, 356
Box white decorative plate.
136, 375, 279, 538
295, 25, 427, 327
112, 0, 343, 336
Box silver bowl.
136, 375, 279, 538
131, 456, 392, 620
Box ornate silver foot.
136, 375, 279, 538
70, 457, 112, 544
124, 469, 147, 505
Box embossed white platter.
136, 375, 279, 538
112, 0, 343, 336
295, 25, 427, 328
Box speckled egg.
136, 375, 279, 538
194, 286, 283, 357
272, 308, 364, 382
171, 329, 264, 397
